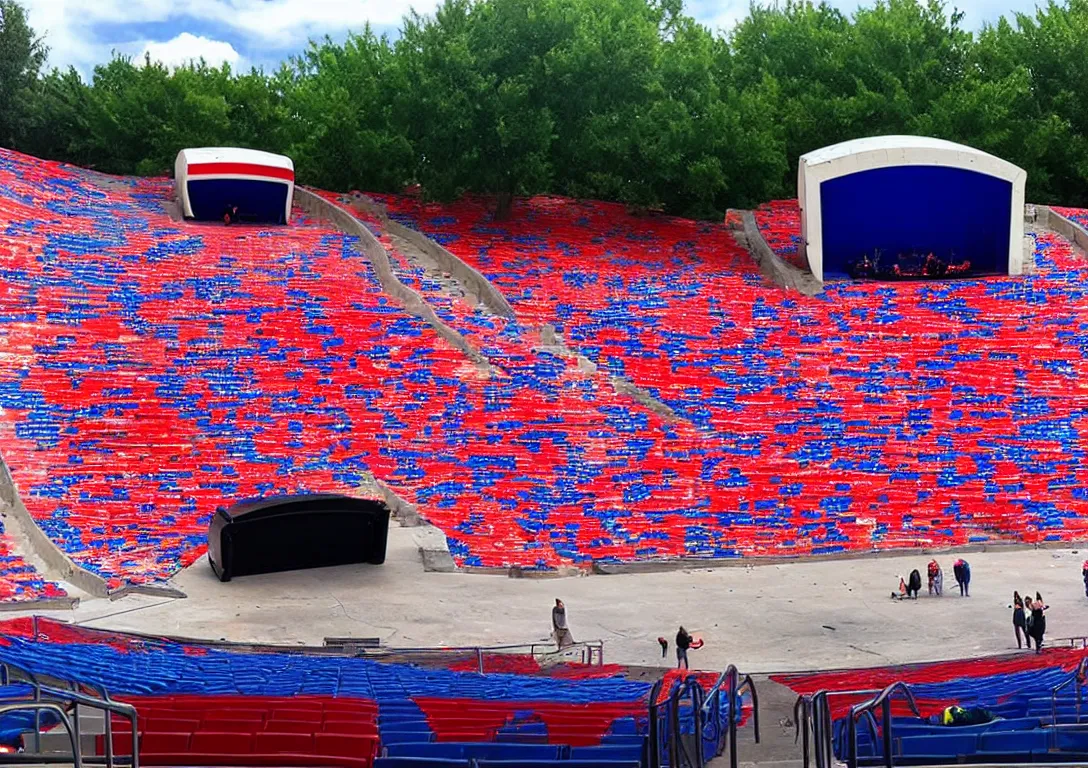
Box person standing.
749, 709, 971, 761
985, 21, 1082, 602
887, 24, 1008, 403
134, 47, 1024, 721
908, 569, 922, 599
1024, 596, 1035, 650
1013, 591, 1026, 649
1082, 561, 1088, 598
953, 559, 971, 596
928, 560, 943, 596
1030, 593, 1048, 654
676, 626, 693, 670
552, 599, 574, 650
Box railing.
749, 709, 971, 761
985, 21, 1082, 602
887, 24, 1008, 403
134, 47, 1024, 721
0, 701, 80, 768
1051, 656, 1088, 725
846, 681, 921, 768
0, 661, 139, 768
795, 688, 883, 768
649, 668, 759, 768
324, 638, 606, 671
702, 666, 760, 768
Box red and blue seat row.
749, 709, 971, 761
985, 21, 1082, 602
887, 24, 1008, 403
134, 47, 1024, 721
376, 190, 1088, 563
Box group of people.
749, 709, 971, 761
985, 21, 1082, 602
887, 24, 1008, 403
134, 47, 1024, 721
1012, 591, 1049, 653
893, 558, 972, 599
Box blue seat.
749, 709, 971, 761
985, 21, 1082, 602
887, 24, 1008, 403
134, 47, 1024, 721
1056, 730, 1088, 751
980, 729, 1047, 753
373, 759, 471, 768
984, 717, 1042, 731
476, 762, 639, 768
600, 735, 646, 746
898, 734, 978, 757
382, 732, 436, 744
384, 743, 565, 761
569, 745, 644, 762
380, 720, 432, 731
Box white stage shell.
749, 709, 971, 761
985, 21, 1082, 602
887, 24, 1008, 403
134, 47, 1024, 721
797, 136, 1027, 282
175, 148, 295, 224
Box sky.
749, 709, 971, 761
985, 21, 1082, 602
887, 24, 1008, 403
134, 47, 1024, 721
22, 0, 1039, 77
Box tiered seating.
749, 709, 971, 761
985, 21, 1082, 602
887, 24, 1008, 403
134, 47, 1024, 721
0, 148, 713, 587
1053, 206, 1088, 230
774, 647, 1088, 764
753, 200, 806, 269
8, 143, 1088, 585
379, 190, 1088, 558
98, 694, 379, 767
0, 617, 652, 768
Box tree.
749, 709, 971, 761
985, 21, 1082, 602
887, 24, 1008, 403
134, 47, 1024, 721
0, 0, 46, 147
283, 31, 411, 192
394, 0, 558, 218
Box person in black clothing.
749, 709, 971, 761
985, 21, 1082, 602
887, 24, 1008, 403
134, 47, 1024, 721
907, 569, 922, 599
1082, 560, 1088, 598
952, 559, 971, 596
1030, 592, 1048, 653
676, 627, 693, 670
1012, 591, 1026, 649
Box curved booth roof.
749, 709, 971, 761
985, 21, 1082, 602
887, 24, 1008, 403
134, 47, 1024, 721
798, 136, 1027, 282
175, 147, 295, 225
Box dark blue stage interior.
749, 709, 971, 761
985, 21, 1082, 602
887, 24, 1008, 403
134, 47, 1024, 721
187, 179, 290, 224
819, 165, 1012, 280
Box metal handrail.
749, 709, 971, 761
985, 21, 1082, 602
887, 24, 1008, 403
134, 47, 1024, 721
1051, 656, 1088, 725
797, 688, 882, 768
0, 662, 139, 768
0, 701, 80, 768
846, 681, 921, 768
699, 665, 759, 768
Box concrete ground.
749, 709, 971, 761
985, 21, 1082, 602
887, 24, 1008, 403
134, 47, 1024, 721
16, 528, 1088, 674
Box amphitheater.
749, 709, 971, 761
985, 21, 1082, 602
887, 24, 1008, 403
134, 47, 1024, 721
2, 145, 1088, 767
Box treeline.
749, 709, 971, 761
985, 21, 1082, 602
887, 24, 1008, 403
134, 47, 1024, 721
1, 0, 1088, 218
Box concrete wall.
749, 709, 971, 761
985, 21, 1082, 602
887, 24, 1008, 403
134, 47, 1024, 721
1042, 206, 1088, 253
347, 193, 516, 319
740, 211, 823, 296
0, 457, 102, 601
294, 188, 490, 370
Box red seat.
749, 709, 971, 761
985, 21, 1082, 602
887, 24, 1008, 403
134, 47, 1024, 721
314, 733, 378, 759
96, 731, 136, 756
203, 719, 262, 733
141, 733, 192, 753
190, 732, 254, 755
271, 709, 322, 723
321, 720, 378, 735
140, 753, 371, 768
202, 709, 266, 722
255, 732, 315, 753
260, 720, 316, 734
145, 718, 201, 733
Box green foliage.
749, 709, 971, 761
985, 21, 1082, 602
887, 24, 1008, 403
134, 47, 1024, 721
0, 0, 46, 147
5, 0, 1088, 216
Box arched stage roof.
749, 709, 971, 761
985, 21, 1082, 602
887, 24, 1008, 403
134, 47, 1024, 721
175, 147, 295, 225
798, 136, 1027, 282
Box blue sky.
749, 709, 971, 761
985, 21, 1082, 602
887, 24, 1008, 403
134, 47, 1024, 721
23, 0, 1041, 77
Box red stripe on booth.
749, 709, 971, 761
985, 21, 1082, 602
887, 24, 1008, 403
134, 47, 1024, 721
187, 163, 294, 181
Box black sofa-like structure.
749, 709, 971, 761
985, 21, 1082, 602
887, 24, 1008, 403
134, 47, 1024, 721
208, 494, 390, 582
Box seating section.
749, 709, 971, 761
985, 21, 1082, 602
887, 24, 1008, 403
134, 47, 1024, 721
774, 645, 1088, 764
1053, 206, 1088, 231
0, 617, 653, 768
378, 190, 1088, 561
6, 145, 1088, 589
96, 694, 380, 765
753, 200, 806, 269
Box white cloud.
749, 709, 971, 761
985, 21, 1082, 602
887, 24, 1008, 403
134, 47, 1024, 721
20, 0, 1045, 77
140, 33, 241, 69
21, 0, 418, 74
